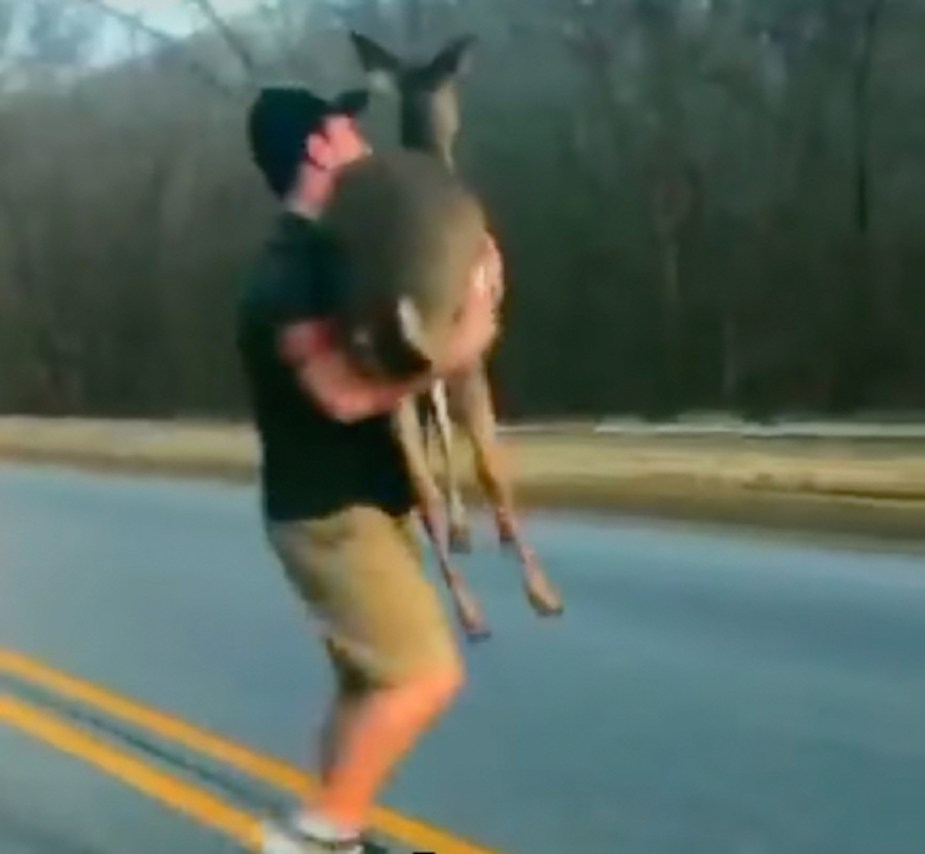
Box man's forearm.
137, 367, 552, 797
298, 345, 436, 423
343, 362, 440, 420
281, 311, 485, 424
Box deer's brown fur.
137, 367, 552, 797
342, 30, 564, 623
322, 149, 486, 377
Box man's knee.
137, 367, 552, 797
424, 658, 466, 702
330, 631, 466, 710
394, 656, 466, 718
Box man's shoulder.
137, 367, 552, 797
239, 215, 320, 319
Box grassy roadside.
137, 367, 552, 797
1, 416, 924, 542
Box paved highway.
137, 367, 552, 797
1, 463, 924, 854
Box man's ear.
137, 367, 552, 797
305, 130, 333, 170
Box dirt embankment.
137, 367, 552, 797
1, 416, 924, 542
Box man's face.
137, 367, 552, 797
308, 115, 370, 172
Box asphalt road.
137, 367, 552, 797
1, 462, 924, 854
0, 726, 230, 854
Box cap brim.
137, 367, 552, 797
331, 89, 370, 117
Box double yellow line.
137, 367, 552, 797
0, 649, 501, 854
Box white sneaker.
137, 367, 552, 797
260, 819, 364, 854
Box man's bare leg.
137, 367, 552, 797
303, 666, 464, 833
318, 691, 362, 785
265, 510, 466, 851
269, 665, 462, 854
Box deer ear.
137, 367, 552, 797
423, 34, 477, 87
349, 31, 403, 94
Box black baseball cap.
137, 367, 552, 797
246, 85, 369, 197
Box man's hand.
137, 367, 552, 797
278, 230, 505, 423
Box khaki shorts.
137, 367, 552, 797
266, 506, 461, 691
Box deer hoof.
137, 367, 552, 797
524, 567, 565, 618
455, 595, 490, 641
464, 625, 493, 643
527, 585, 565, 618
494, 511, 517, 547
449, 523, 473, 554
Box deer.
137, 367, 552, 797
322, 141, 494, 641
341, 31, 564, 624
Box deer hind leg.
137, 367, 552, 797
448, 368, 564, 618
393, 396, 489, 641
430, 381, 471, 554
446, 368, 516, 543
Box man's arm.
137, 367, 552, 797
278, 319, 436, 423
278, 230, 503, 423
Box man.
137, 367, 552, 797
237, 85, 501, 854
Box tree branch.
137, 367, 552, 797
184, 0, 262, 85
72, 0, 241, 100
252, 0, 304, 78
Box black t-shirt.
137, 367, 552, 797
236, 211, 415, 522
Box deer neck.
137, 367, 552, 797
400, 107, 456, 173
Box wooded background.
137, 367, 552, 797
1, 0, 923, 421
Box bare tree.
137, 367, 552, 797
1, 0, 924, 416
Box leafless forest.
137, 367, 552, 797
1, 0, 923, 420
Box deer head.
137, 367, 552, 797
348, 31, 477, 169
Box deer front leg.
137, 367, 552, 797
448, 368, 564, 618
393, 397, 490, 641
429, 381, 471, 553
